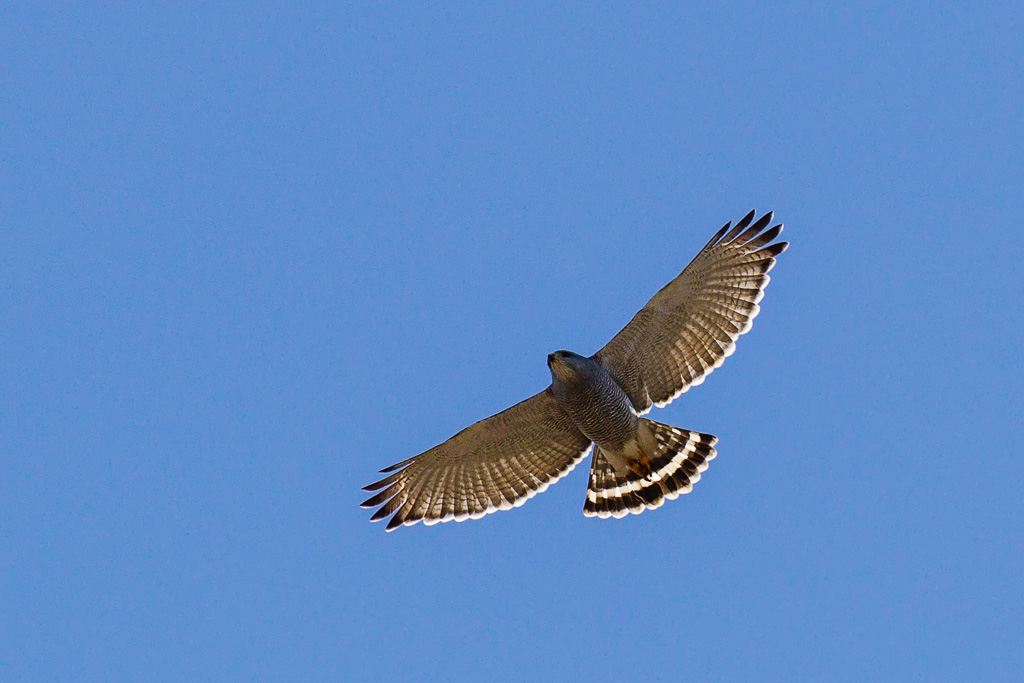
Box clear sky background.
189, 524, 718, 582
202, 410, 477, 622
3, 3, 1022, 681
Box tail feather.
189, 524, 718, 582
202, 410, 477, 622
583, 420, 717, 519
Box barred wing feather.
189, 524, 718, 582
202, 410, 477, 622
594, 210, 788, 414
361, 388, 593, 531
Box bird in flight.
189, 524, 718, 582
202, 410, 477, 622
362, 210, 788, 531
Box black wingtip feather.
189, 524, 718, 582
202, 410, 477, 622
361, 484, 400, 508
746, 224, 783, 249
724, 210, 756, 242
757, 241, 789, 258
369, 506, 393, 522
703, 222, 731, 251
363, 470, 404, 491
379, 456, 416, 473
738, 212, 773, 243
369, 491, 405, 522
385, 508, 412, 531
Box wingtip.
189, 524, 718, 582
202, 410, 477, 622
361, 484, 399, 507
725, 210, 758, 241
379, 458, 413, 473
705, 222, 731, 250
369, 507, 391, 522
385, 516, 412, 532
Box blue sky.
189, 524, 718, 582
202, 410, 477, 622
2, 2, 1022, 681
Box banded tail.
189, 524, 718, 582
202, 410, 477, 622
583, 420, 717, 519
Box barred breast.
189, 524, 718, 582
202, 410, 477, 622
548, 351, 638, 449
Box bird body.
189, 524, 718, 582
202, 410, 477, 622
548, 351, 636, 450
362, 210, 788, 530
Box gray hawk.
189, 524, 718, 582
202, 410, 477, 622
362, 210, 788, 531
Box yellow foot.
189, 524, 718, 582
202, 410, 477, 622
630, 454, 652, 478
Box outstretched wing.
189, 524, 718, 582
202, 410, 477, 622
593, 210, 788, 414
361, 388, 592, 531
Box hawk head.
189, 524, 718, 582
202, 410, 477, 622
547, 350, 588, 382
